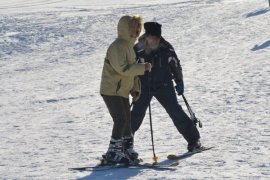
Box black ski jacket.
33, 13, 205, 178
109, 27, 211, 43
134, 34, 183, 90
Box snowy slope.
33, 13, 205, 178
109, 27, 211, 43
0, 0, 269, 179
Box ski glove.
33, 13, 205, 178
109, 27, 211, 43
175, 80, 184, 95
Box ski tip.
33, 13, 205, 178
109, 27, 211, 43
167, 154, 177, 160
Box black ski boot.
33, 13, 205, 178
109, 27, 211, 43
187, 140, 202, 152
102, 138, 138, 165
123, 136, 139, 160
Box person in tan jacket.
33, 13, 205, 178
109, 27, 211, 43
100, 15, 151, 165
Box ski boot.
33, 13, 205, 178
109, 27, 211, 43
187, 140, 202, 152
123, 136, 139, 160
101, 138, 136, 166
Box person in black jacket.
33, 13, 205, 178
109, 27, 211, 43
129, 22, 201, 158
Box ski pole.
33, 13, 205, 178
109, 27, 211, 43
147, 72, 158, 164
182, 94, 203, 128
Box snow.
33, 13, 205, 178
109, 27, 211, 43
0, 0, 269, 179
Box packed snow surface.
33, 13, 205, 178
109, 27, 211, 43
0, 0, 269, 179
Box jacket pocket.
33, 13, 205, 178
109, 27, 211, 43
116, 79, 122, 93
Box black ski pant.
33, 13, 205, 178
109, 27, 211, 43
102, 95, 132, 140
131, 81, 200, 144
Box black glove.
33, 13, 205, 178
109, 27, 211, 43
175, 80, 184, 95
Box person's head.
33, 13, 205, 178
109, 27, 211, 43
117, 15, 143, 41
144, 22, 162, 49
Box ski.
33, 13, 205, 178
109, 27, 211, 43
167, 146, 214, 160
69, 161, 179, 171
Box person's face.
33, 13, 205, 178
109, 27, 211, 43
146, 35, 161, 50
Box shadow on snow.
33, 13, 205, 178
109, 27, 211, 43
246, 8, 270, 18
251, 40, 270, 51
76, 157, 181, 180
77, 165, 176, 180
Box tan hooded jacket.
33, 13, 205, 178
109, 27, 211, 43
100, 15, 146, 98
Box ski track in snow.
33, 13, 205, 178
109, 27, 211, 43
0, 0, 269, 179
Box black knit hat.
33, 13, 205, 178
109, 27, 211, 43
144, 22, 162, 37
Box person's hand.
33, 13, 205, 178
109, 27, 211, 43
145, 63, 152, 72
131, 91, 140, 102
175, 80, 184, 95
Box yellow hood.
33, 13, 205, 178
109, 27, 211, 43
117, 15, 142, 44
